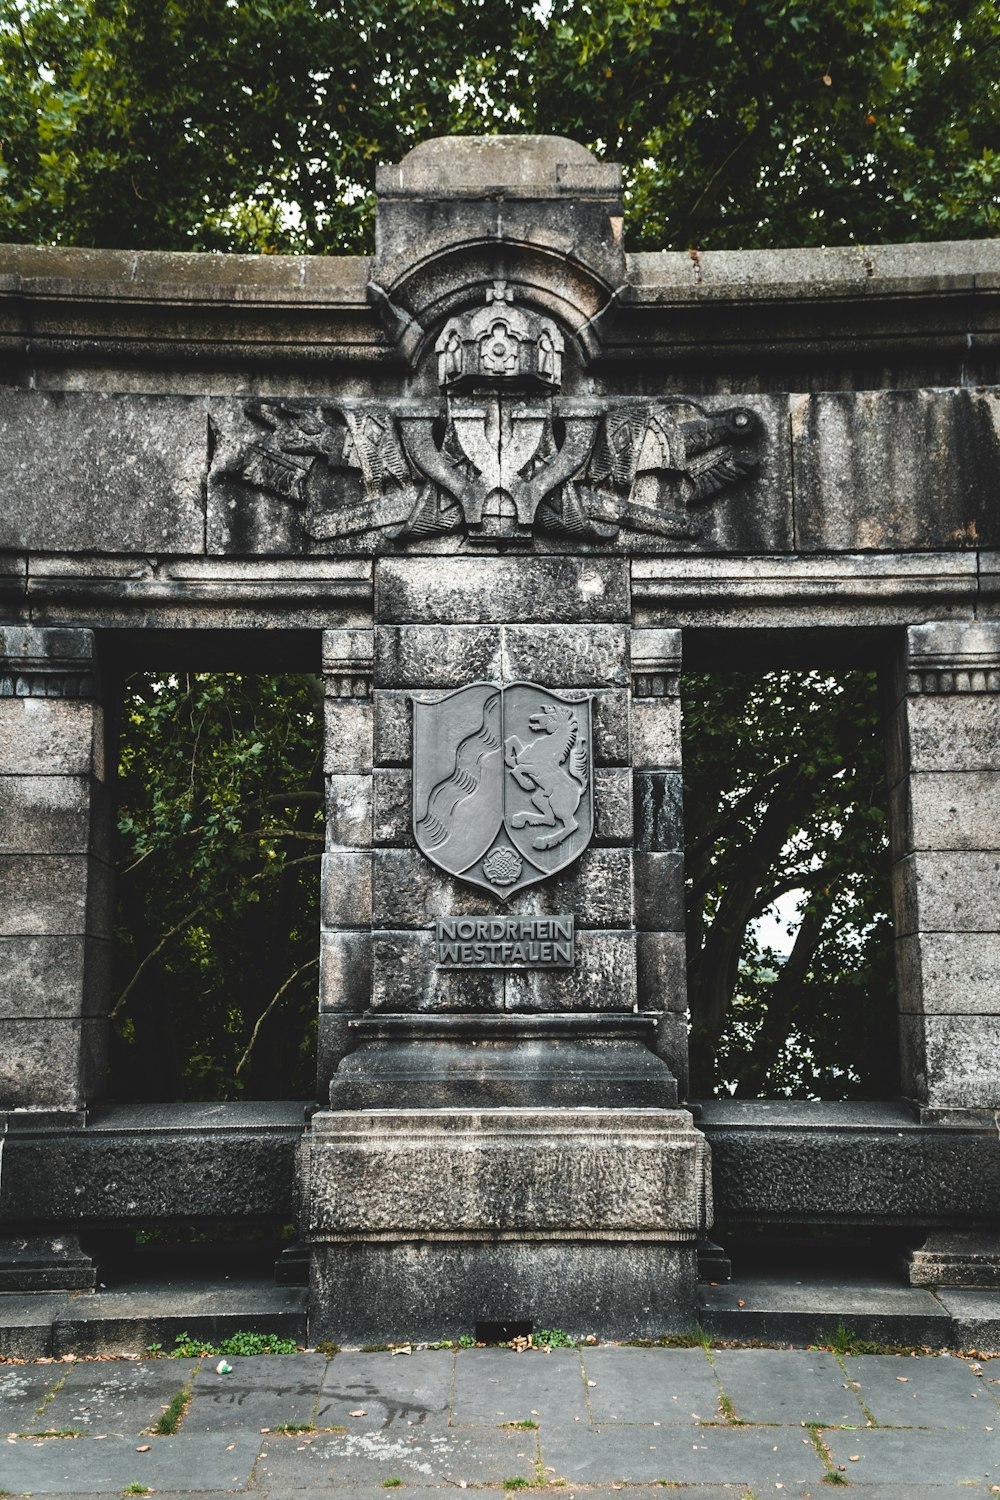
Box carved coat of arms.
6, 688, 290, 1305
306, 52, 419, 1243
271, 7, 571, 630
413, 682, 593, 899
215, 279, 762, 549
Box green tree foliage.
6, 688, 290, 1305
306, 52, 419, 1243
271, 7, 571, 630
1, 0, 997, 253
683, 669, 897, 1099
113, 672, 323, 1101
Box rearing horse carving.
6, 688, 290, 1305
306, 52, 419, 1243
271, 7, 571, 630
504, 705, 588, 851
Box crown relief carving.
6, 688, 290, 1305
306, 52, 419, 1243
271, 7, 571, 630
217, 279, 762, 547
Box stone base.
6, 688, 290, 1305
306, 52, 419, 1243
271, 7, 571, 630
329, 1013, 678, 1109
0, 1234, 96, 1292
303, 1106, 712, 1342
309, 1238, 697, 1343
908, 1231, 1000, 1289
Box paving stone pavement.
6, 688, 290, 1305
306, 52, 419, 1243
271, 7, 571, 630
0, 1345, 998, 1498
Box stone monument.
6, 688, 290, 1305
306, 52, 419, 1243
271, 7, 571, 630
1, 134, 998, 1348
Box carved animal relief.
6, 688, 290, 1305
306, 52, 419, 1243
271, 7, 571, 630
215, 280, 762, 549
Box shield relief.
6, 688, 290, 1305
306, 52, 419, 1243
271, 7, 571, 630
413, 682, 594, 899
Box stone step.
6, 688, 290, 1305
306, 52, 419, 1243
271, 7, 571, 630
698, 1273, 1000, 1354
0, 1277, 307, 1360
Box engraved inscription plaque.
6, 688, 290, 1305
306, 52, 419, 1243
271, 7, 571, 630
413, 681, 593, 899
436, 915, 575, 968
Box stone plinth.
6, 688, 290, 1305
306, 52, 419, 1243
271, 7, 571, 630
304, 1108, 711, 1342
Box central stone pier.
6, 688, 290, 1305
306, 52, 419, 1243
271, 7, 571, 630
298, 137, 713, 1341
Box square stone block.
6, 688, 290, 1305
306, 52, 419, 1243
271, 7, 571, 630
371, 929, 505, 1012
593, 689, 629, 765
0, 774, 110, 857
502, 624, 629, 686
634, 770, 683, 851
0, 1016, 106, 1109
897, 931, 1000, 1014
325, 774, 372, 850
373, 691, 411, 767
0, 934, 111, 1019
319, 930, 372, 1013
889, 693, 1000, 781
892, 851, 1000, 935
630, 698, 681, 769
503, 930, 636, 1012
634, 851, 686, 930
900, 1013, 1000, 1110
0, 698, 102, 778
372, 768, 412, 845
0, 854, 113, 937
321, 851, 372, 929
637, 931, 687, 1011
0, 391, 206, 554
793, 388, 999, 552
593, 767, 632, 843
892, 772, 1000, 855
324, 700, 373, 776
376, 556, 630, 624
376, 625, 502, 688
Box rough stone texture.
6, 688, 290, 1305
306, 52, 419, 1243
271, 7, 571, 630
0, 1016, 106, 1108
897, 930, 1000, 1013
502, 929, 636, 1012
793, 388, 1000, 551
310, 1240, 698, 1343
0, 854, 104, 936
891, 771, 1000, 855
371, 930, 505, 1012
372, 766, 412, 844
377, 626, 503, 689
0, 1102, 303, 1223
892, 851, 1000, 935
634, 770, 684, 851
306, 1108, 709, 1234
887, 692, 1000, 782
0, 697, 103, 777
305, 1105, 707, 1338
321, 850, 373, 929
324, 699, 373, 776
371, 846, 633, 929
325, 773, 373, 849
634, 852, 686, 931
500, 625, 629, 686
900, 1012, 1000, 1111
699, 1100, 1000, 1225
631, 698, 681, 769
593, 766, 633, 842
0, 934, 111, 1019
0, 391, 206, 553
376, 556, 630, 624
636, 930, 687, 1009
319, 930, 372, 1013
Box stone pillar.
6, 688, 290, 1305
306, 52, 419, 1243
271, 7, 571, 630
0, 628, 111, 1114
632, 628, 689, 1096
302, 559, 712, 1342
890, 622, 1000, 1287
890, 621, 1000, 1119
318, 627, 374, 1090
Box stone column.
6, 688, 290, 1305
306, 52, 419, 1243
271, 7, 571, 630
302, 559, 712, 1342
632, 628, 689, 1096
0, 627, 109, 1291
890, 622, 1000, 1288
318, 627, 374, 1090
0, 628, 111, 1114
